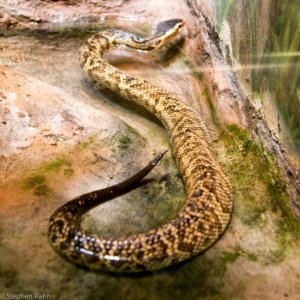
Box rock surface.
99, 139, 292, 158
0, 1, 299, 300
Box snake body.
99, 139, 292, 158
48, 19, 232, 272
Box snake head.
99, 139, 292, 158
153, 19, 185, 49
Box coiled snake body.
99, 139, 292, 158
48, 19, 232, 272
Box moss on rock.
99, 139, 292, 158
219, 123, 300, 265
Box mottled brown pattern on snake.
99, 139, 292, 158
48, 19, 233, 272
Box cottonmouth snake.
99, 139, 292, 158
48, 19, 233, 272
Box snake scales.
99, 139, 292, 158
48, 19, 232, 272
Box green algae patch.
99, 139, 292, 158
22, 174, 46, 190
226, 244, 259, 263
182, 57, 220, 126
20, 135, 100, 197
117, 135, 133, 150
203, 86, 219, 126
181, 57, 204, 82
22, 174, 52, 196
33, 184, 52, 196
221, 123, 300, 264
63, 168, 74, 177
220, 250, 241, 265
225, 124, 299, 232
21, 156, 70, 196
42, 156, 69, 172
116, 123, 146, 152
75, 135, 95, 151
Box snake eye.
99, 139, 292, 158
177, 23, 184, 30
